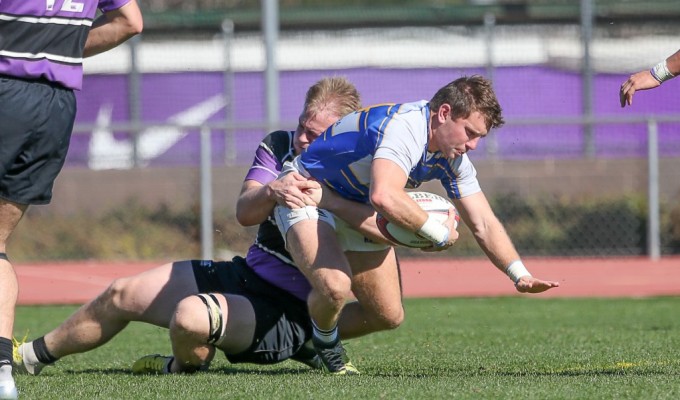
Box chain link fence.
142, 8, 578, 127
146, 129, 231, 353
21, 18, 679, 261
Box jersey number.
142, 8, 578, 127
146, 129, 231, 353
46, 0, 85, 12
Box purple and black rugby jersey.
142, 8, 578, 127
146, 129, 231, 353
243, 130, 313, 301
0, 0, 130, 90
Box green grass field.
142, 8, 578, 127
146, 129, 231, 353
13, 297, 680, 399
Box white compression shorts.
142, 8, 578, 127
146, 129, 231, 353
273, 157, 389, 252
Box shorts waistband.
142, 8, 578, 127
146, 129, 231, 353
0, 74, 64, 88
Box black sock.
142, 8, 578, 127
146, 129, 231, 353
33, 337, 58, 364
0, 337, 12, 367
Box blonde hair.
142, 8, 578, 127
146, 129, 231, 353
303, 76, 361, 121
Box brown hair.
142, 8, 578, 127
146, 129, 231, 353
303, 76, 361, 120
429, 75, 504, 130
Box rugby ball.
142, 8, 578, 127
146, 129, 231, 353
376, 191, 458, 248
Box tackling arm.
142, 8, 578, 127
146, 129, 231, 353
83, 0, 143, 58
236, 173, 320, 227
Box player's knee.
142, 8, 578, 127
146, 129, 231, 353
102, 277, 134, 312
318, 271, 352, 306
171, 296, 208, 337
374, 306, 404, 331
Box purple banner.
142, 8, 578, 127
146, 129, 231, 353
68, 66, 680, 168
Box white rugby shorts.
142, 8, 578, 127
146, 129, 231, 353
274, 157, 388, 252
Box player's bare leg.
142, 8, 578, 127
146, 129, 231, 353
285, 218, 357, 374
164, 294, 255, 373
340, 247, 404, 339
286, 219, 352, 330
0, 200, 25, 399
132, 293, 256, 374
15, 261, 199, 375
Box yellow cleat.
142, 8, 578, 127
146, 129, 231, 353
331, 361, 360, 376
312, 338, 360, 375
131, 354, 173, 374
12, 334, 45, 376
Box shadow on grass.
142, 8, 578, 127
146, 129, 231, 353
64, 366, 319, 376
487, 368, 672, 377
370, 363, 677, 378
62, 368, 132, 375
210, 366, 321, 375
63, 362, 678, 378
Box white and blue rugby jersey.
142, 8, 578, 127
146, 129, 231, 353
299, 100, 482, 203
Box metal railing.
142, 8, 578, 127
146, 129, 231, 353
71, 113, 680, 260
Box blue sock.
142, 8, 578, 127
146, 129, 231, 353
311, 320, 338, 345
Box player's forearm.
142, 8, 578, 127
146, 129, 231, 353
476, 228, 534, 284
236, 184, 276, 226
665, 50, 680, 77
370, 188, 428, 232
369, 158, 427, 233
649, 49, 679, 84
472, 217, 522, 274
457, 192, 521, 273
84, 1, 143, 58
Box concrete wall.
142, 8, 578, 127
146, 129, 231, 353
40, 158, 680, 216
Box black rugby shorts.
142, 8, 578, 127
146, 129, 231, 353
192, 256, 313, 365
0, 76, 76, 204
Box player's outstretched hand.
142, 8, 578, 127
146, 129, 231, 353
514, 275, 560, 294
274, 172, 321, 208
619, 70, 660, 108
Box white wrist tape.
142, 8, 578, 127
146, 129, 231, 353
417, 214, 450, 246
650, 60, 675, 83
505, 260, 531, 284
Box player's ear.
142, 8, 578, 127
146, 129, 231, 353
437, 103, 452, 123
